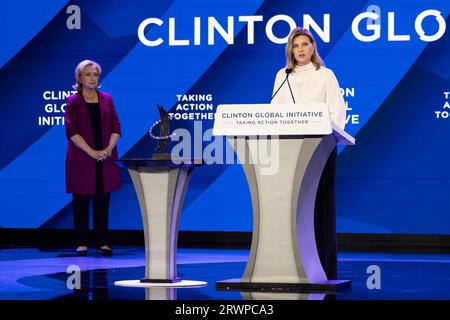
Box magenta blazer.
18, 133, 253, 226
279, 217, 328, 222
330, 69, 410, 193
64, 91, 122, 194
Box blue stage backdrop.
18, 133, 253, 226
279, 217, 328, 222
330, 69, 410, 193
1, 0, 449, 234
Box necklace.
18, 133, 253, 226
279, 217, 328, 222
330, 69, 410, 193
83, 91, 97, 102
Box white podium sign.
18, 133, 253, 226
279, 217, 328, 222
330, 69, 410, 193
213, 103, 332, 136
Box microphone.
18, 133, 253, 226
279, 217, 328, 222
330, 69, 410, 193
269, 68, 296, 103
286, 72, 296, 104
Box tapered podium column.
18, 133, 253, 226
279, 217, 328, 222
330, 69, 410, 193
217, 135, 350, 292
114, 158, 207, 288
129, 164, 191, 282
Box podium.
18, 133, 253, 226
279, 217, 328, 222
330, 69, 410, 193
213, 103, 355, 293
114, 158, 206, 288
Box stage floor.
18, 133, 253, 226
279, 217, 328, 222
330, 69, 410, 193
1, 246, 450, 300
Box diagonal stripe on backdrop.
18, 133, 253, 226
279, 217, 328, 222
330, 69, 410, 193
0, 0, 70, 69
0, 0, 265, 228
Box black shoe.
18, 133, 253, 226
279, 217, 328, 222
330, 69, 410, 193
76, 247, 88, 256
99, 246, 113, 256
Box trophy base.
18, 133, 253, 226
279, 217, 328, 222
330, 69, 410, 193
151, 153, 172, 160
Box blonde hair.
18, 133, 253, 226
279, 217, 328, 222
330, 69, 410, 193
73, 60, 102, 93
285, 27, 324, 70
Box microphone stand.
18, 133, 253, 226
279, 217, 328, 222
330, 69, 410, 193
269, 68, 296, 103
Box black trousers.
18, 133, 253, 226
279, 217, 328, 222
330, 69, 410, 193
314, 148, 338, 280
73, 192, 111, 247
73, 162, 111, 247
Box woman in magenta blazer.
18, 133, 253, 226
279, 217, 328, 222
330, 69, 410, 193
64, 60, 121, 256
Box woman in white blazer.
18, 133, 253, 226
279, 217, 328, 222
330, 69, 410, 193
271, 27, 347, 280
